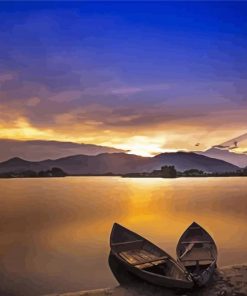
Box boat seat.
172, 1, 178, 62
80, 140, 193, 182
133, 256, 168, 266
181, 241, 213, 244
181, 247, 214, 262
119, 249, 168, 267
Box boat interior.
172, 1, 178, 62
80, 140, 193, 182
179, 241, 215, 274
111, 239, 186, 279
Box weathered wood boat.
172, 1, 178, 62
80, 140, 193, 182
176, 222, 218, 286
110, 223, 194, 289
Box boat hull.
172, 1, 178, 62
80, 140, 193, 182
176, 222, 218, 287
110, 252, 194, 289
192, 260, 217, 286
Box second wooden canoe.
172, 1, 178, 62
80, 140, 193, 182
176, 222, 218, 286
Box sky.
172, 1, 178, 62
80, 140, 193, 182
0, 1, 247, 156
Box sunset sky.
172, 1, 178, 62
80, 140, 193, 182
0, 2, 247, 156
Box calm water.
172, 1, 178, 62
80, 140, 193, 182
0, 177, 246, 295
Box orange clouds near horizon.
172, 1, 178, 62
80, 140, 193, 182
0, 112, 247, 157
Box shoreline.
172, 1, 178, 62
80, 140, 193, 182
1, 175, 247, 179
45, 264, 247, 296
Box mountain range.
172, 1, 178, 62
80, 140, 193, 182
0, 139, 124, 161
0, 152, 239, 175
1, 138, 247, 168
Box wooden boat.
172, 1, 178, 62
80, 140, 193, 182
176, 222, 218, 286
110, 223, 194, 289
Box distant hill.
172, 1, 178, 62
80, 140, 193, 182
0, 139, 124, 161
0, 152, 239, 175
197, 147, 247, 168
154, 152, 239, 173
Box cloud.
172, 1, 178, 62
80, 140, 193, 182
0, 73, 14, 83
49, 91, 83, 103
221, 132, 247, 146
26, 97, 40, 107
0, 6, 247, 155
111, 83, 171, 95
212, 145, 230, 150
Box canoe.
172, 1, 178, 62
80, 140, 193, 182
176, 222, 218, 286
110, 223, 194, 289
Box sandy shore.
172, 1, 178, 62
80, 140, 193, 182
46, 264, 247, 296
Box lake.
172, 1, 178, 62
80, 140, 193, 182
0, 177, 246, 295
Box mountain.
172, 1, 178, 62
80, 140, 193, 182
0, 157, 45, 173
0, 152, 239, 175
0, 139, 124, 161
154, 152, 239, 173
197, 147, 247, 168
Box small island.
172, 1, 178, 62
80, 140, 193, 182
1, 165, 247, 179
0, 167, 67, 178
122, 165, 247, 178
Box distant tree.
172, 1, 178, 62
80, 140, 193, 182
38, 170, 46, 177
50, 167, 67, 177
105, 172, 115, 176
161, 165, 177, 178
242, 167, 247, 176
21, 170, 37, 177
183, 169, 204, 176
37, 167, 66, 177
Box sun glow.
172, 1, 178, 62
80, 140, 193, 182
113, 136, 166, 157
0, 117, 91, 143
0, 118, 55, 140
0, 119, 175, 156
2, 117, 247, 158
0, 118, 168, 156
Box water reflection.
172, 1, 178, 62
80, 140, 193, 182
0, 177, 246, 295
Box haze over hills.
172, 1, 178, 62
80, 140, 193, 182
197, 147, 247, 168
0, 139, 125, 162
196, 132, 247, 167
0, 152, 239, 175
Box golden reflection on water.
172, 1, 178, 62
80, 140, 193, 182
0, 177, 246, 295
